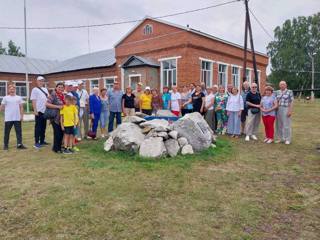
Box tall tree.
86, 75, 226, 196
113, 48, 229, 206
267, 12, 320, 91
0, 41, 6, 55
7, 40, 25, 57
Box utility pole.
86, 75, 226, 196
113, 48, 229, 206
311, 53, 315, 101
24, 0, 30, 113
242, 0, 259, 89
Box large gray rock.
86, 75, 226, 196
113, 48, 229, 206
173, 112, 213, 152
164, 139, 180, 157
139, 137, 167, 158
140, 119, 170, 132
103, 137, 114, 152
178, 137, 188, 147
168, 130, 178, 140
122, 116, 146, 124
181, 144, 194, 155
156, 109, 176, 117
112, 122, 145, 152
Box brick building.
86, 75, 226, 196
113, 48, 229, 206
0, 17, 268, 100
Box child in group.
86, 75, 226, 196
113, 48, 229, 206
60, 95, 78, 154
72, 96, 80, 151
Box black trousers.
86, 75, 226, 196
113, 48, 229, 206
51, 120, 64, 152
34, 112, 47, 144
4, 121, 22, 147
181, 109, 192, 116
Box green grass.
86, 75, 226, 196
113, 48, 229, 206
0, 100, 319, 239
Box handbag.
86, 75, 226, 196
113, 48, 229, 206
250, 108, 260, 114
43, 92, 59, 119
87, 119, 96, 139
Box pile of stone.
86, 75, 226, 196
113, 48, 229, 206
104, 111, 217, 158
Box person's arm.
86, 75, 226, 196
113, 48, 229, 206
122, 98, 126, 116
46, 95, 62, 109
200, 96, 205, 113
0, 101, 4, 112
246, 94, 260, 108
287, 92, 294, 117
60, 115, 64, 131
20, 103, 24, 121
139, 95, 143, 112
89, 96, 95, 119
32, 100, 38, 116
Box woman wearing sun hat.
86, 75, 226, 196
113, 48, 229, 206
139, 86, 153, 115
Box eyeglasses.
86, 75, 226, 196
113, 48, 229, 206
252, 86, 257, 89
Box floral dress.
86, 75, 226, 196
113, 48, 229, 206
214, 93, 228, 134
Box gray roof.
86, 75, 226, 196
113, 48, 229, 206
122, 55, 159, 68
48, 49, 116, 74
0, 54, 58, 75
0, 48, 116, 75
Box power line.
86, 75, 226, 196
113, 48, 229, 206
249, 7, 274, 40
0, 0, 240, 30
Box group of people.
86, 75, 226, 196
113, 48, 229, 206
0, 75, 294, 154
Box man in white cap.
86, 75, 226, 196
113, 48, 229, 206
30, 76, 49, 149
76, 80, 89, 140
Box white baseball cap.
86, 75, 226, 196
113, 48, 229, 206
145, 86, 151, 90
72, 81, 79, 87
77, 80, 84, 85
37, 76, 45, 81
65, 80, 73, 86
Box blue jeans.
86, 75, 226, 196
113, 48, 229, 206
100, 110, 109, 129
92, 113, 101, 133
108, 112, 121, 132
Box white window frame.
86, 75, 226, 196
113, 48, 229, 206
89, 79, 99, 94
0, 81, 7, 99
143, 24, 153, 35
13, 81, 27, 98
246, 68, 252, 85
104, 76, 117, 90
128, 74, 141, 90
200, 59, 213, 87
231, 66, 240, 89
159, 56, 180, 92
218, 63, 228, 90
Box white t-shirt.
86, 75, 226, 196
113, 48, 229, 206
171, 92, 181, 112
1, 95, 24, 122
205, 93, 215, 110
77, 89, 89, 107
30, 87, 48, 113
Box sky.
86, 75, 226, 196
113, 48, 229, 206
0, 0, 319, 62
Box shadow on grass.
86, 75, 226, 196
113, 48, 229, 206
79, 138, 233, 171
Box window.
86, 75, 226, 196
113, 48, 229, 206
218, 64, 227, 89
201, 61, 213, 87
161, 59, 177, 88
90, 79, 99, 93
105, 78, 115, 90
15, 82, 27, 97
246, 69, 251, 84
143, 24, 153, 35
232, 66, 240, 88
0, 82, 7, 99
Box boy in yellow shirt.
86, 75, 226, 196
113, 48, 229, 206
60, 95, 78, 154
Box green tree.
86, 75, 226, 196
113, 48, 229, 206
7, 40, 25, 57
267, 12, 320, 93
0, 41, 6, 54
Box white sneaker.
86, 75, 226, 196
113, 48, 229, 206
285, 140, 290, 145
77, 137, 82, 141
266, 139, 273, 144
263, 138, 269, 143
101, 134, 105, 138
245, 136, 250, 141
251, 135, 258, 140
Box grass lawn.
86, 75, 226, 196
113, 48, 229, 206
0, 101, 319, 240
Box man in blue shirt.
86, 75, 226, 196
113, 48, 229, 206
108, 81, 123, 132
